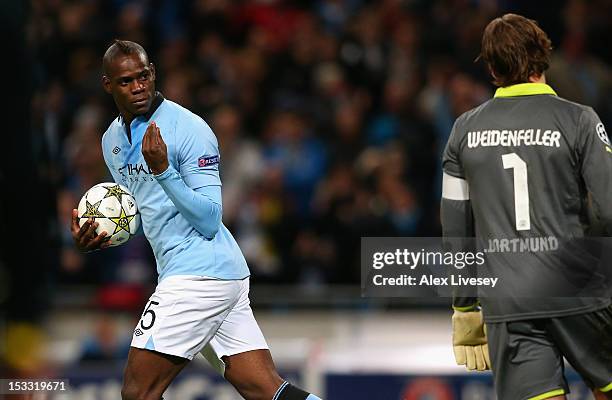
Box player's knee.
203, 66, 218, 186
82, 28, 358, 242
227, 373, 282, 400
232, 379, 280, 400
120, 383, 137, 400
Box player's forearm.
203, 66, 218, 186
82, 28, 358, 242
441, 199, 474, 237
441, 173, 478, 308
154, 166, 222, 238
442, 198, 479, 309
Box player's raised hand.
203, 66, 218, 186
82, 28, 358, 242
70, 209, 110, 252
142, 121, 169, 175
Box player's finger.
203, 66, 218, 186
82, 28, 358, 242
77, 218, 93, 237
465, 347, 476, 371
86, 231, 107, 250
146, 122, 157, 142
154, 125, 160, 145
473, 345, 486, 371
142, 125, 150, 150
453, 345, 466, 366
147, 123, 158, 150
81, 221, 98, 245
71, 209, 80, 232
482, 344, 491, 369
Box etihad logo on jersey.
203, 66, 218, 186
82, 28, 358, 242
119, 163, 153, 175
118, 163, 155, 183
468, 129, 561, 149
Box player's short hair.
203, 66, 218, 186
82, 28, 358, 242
479, 14, 552, 87
102, 39, 149, 76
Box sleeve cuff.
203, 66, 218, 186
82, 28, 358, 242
153, 165, 176, 181
452, 302, 480, 312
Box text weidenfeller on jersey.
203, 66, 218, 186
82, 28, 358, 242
467, 129, 561, 148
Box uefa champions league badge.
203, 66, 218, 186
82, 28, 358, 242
198, 155, 220, 167
596, 122, 610, 144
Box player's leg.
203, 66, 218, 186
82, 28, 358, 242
221, 349, 320, 400
593, 390, 612, 400
126, 275, 244, 399
486, 320, 569, 400
222, 349, 283, 399
201, 278, 322, 400
547, 305, 612, 400
121, 347, 188, 400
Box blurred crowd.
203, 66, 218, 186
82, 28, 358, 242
26, 0, 612, 292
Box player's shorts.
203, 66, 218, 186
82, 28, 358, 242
131, 275, 268, 374
487, 305, 612, 400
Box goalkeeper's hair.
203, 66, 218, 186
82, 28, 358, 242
102, 39, 149, 76
479, 13, 552, 87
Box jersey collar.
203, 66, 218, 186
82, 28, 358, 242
142, 91, 165, 121
494, 83, 557, 98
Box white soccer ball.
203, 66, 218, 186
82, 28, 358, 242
77, 182, 140, 247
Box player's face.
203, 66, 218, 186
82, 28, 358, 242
103, 53, 156, 121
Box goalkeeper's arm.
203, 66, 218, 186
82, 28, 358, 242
441, 172, 478, 309
441, 172, 490, 371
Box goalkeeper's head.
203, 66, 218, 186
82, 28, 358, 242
479, 13, 552, 87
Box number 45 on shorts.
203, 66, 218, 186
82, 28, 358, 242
134, 300, 159, 336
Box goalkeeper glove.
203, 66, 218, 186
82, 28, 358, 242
452, 309, 491, 371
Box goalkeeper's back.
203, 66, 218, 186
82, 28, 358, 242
444, 87, 612, 240
441, 13, 612, 322
444, 14, 612, 400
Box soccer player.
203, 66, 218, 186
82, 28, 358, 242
442, 14, 612, 400
70, 40, 322, 400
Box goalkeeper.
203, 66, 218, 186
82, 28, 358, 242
442, 14, 612, 400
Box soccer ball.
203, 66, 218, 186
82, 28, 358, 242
77, 182, 140, 247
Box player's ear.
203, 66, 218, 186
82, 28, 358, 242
102, 75, 112, 94
487, 66, 498, 81
149, 63, 156, 81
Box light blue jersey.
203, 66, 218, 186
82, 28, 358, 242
101, 93, 249, 281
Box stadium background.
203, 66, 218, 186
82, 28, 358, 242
0, 0, 611, 399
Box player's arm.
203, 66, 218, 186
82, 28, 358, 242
578, 108, 612, 234
441, 119, 478, 311
153, 167, 222, 238
441, 172, 489, 371
441, 173, 478, 311
441, 120, 490, 371
70, 136, 115, 252
142, 121, 222, 239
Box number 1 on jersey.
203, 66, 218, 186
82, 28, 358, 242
502, 153, 531, 231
